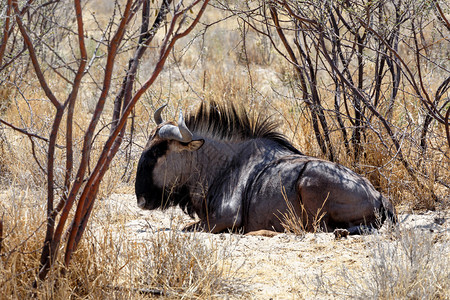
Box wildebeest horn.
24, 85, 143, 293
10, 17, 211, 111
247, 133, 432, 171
154, 104, 167, 125
177, 109, 193, 143
157, 109, 193, 143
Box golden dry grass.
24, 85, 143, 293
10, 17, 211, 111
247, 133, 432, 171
0, 185, 238, 299
307, 227, 449, 299
0, 1, 449, 298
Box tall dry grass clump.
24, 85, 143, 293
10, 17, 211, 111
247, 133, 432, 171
277, 187, 328, 235
138, 228, 232, 298
0, 185, 129, 299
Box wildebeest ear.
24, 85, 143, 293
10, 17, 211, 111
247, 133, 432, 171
185, 139, 204, 152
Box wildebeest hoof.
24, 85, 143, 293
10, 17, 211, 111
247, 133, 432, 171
182, 221, 203, 232
333, 228, 350, 239
245, 230, 280, 237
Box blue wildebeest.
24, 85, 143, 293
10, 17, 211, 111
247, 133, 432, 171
135, 103, 396, 234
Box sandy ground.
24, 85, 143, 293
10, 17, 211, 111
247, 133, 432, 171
98, 194, 450, 299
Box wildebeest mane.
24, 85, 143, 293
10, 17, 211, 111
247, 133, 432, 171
185, 102, 302, 154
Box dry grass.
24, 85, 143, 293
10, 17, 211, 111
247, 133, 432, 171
0, 1, 449, 298
306, 227, 449, 299
278, 196, 307, 236
139, 228, 231, 298
278, 187, 328, 235
0, 185, 236, 299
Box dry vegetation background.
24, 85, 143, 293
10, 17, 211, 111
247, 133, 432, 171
0, 0, 449, 298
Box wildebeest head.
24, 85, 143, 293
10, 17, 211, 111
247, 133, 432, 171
135, 105, 204, 211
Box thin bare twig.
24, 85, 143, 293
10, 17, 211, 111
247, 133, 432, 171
0, 118, 55, 145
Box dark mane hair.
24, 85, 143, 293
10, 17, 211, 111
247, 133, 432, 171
185, 102, 302, 154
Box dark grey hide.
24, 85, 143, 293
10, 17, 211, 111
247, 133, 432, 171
135, 103, 396, 234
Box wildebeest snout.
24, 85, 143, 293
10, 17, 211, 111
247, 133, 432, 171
137, 195, 146, 209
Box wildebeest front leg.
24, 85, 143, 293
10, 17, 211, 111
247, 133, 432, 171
182, 218, 235, 233
182, 220, 219, 232
182, 220, 206, 232
183, 200, 243, 233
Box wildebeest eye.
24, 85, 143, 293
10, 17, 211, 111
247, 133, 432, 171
152, 147, 162, 157
150, 141, 168, 158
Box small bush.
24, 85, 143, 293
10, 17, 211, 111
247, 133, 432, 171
138, 228, 229, 298
308, 227, 449, 299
